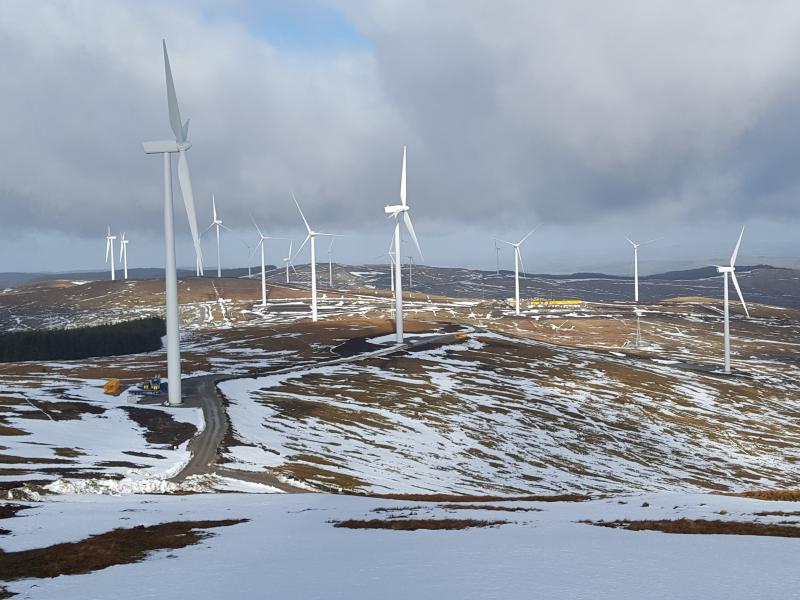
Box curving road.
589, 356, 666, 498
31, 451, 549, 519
168, 331, 466, 492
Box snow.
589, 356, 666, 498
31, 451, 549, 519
3, 491, 800, 599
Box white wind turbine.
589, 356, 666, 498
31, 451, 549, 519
715, 227, 749, 374
142, 40, 204, 406
625, 236, 659, 303
205, 194, 231, 278
292, 193, 340, 321
283, 240, 295, 283
327, 237, 335, 287
250, 215, 288, 306
384, 146, 423, 343
119, 233, 129, 280
104, 226, 117, 281
494, 239, 501, 276
496, 228, 537, 315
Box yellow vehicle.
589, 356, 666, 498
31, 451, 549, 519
103, 379, 123, 395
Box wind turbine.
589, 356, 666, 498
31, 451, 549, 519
283, 240, 294, 283
105, 226, 117, 281
494, 240, 501, 276
327, 237, 335, 287
624, 236, 659, 303
715, 227, 749, 374
497, 228, 537, 315
119, 233, 129, 280
384, 146, 423, 343
142, 40, 204, 406
204, 194, 232, 278
250, 214, 287, 306
292, 193, 339, 321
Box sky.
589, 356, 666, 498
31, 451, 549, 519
0, 0, 799, 276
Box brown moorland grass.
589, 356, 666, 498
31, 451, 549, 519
357, 492, 592, 503
727, 490, 800, 501
334, 518, 507, 531
587, 518, 800, 538
440, 504, 542, 512
0, 519, 247, 582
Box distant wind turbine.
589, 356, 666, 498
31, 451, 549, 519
327, 236, 335, 287
119, 233, 129, 280
292, 193, 340, 321
250, 214, 287, 306
497, 228, 537, 315
204, 194, 232, 278
142, 40, 204, 405
105, 226, 117, 281
625, 236, 660, 303
715, 227, 750, 374
494, 240, 501, 276
384, 146, 423, 343
407, 255, 415, 291
283, 240, 295, 283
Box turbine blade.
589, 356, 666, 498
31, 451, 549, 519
518, 248, 527, 278
212, 194, 217, 221
202, 222, 215, 236
625, 236, 636, 247
293, 234, 310, 262
220, 223, 234, 233
249, 212, 264, 239
730, 226, 745, 266
291, 191, 312, 233
177, 149, 203, 271
496, 238, 514, 246
105, 238, 110, 262
400, 145, 407, 207
519, 226, 539, 245
162, 40, 184, 143
730, 271, 750, 318
403, 211, 423, 260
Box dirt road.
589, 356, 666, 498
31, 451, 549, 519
168, 331, 466, 491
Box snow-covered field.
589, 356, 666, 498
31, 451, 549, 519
3, 491, 800, 599
219, 328, 800, 495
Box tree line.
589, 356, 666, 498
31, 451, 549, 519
0, 317, 166, 362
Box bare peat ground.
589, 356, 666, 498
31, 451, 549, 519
333, 518, 507, 531
586, 518, 800, 538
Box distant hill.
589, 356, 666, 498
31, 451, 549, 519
0, 266, 275, 287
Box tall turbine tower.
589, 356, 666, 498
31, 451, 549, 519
494, 240, 501, 276
204, 194, 231, 278
715, 227, 749, 374
292, 193, 338, 322
497, 228, 537, 315
105, 227, 117, 281
142, 40, 204, 406
119, 233, 129, 280
384, 146, 423, 343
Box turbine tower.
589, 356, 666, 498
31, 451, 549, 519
497, 228, 537, 315
626, 237, 641, 302
715, 227, 749, 374
204, 194, 231, 278
384, 146, 423, 343
105, 226, 117, 281
494, 240, 501, 276
292, 193, 339, 321
119, 232, 129, 280
283, 240, 294, 283
142, 40, 204, 406
250, 214, 287, 306
327, 237, 335, 287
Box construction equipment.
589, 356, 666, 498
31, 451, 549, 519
128, 376, 169, 398
103, 379, 123, 395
